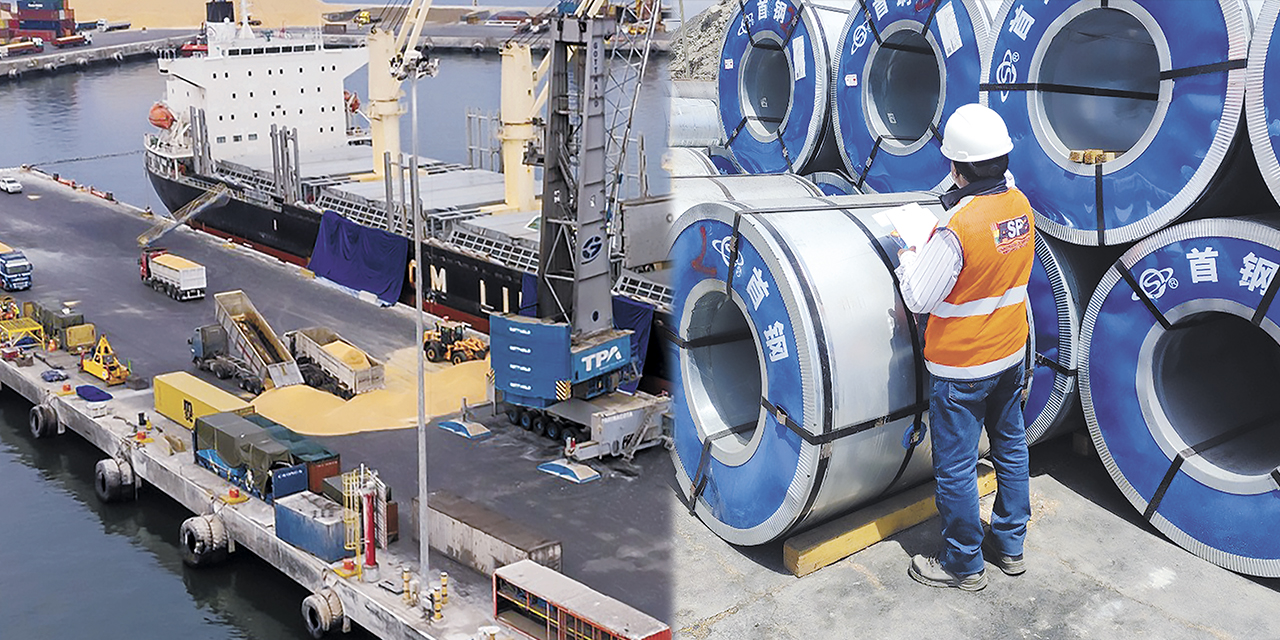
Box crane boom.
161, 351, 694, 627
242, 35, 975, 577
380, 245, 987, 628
368, 0, 438, 178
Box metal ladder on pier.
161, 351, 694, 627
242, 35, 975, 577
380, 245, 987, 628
136, 184, 232, 247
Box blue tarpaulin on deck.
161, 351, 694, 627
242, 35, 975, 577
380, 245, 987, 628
308, 211, 409, 304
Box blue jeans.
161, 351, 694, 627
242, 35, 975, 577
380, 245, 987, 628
929, 364, 1030, 576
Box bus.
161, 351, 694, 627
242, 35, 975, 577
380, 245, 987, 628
493, 560, 670, 640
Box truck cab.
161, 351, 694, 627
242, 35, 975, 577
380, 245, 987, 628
0, 246, 33, 291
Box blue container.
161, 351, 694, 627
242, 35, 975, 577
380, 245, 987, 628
18, 0, 64, 11
270, 463, 308, 500
490, 314, 571, 405
274, 492, 348, 563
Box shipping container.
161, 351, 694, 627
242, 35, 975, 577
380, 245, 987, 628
154, 371, 253, 430
274, 491, 348, 562
193, 412, 305, 501
409, 491, 562, 575
16, 0, 62, 10
16, 9, 66, 21
245, 413, 341, 493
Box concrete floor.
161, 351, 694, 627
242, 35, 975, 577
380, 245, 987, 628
671, 432, 1280, 639
0, 170, 672, 622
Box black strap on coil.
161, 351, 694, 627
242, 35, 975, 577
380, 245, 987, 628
856, 0, 884, 47
1115, 261, 1172, 330
1095, 163, 1107, 246
1271, 467, 1280, 490
978, 82, 1158, 102
1159, 59, 1247, 81
761, 396, 929, 447
1252, 268, 1280, 326
683, 420, 756, 515
1034, 351, 1076, 378
1142, 411, 1278, 521
654, 318, 752, 351
919, 0, 942, 35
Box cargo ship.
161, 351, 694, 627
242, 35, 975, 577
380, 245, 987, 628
144, 3, 555, 329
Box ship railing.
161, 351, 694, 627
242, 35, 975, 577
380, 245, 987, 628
447, 228, 540, 273
613, 271, 673, 313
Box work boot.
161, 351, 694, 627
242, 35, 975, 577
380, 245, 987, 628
982, 536, 1026, 576
907, 554, 988, 591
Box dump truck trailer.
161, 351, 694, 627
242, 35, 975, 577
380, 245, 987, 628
141, 249, 207, 301
210, 290, 303, 390
285, 326, 385, 399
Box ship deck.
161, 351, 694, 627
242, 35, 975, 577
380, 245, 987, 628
0, 169, 672, 629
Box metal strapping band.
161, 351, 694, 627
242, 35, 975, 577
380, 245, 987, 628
1116, 262, 1172, 330
919, 0, 942, 35
1034, 351, 1077, 377
879, 42, 932, 54
655, 320, 753, 350
1095, 163, 1106, 246
979, 82, 1158, 101
1143, 412, 1278, 521
762, 396, 930, 446
856, 136, 885, 190
685, 420, 757, 514
1159, 59, 1247, 81
1252, 270, 1280, 326
725, 115, 784, 148
1272, 467, 1280, 490
857, 0, 883, 46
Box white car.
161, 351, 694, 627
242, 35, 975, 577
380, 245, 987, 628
0, 178, 21, 194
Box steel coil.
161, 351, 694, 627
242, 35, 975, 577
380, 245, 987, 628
718, 0, 856, 174
664, 147, 721, 177
1081, 217, 1280, 577
985, 0, 1252, 246
1247, 0, 1280, 208
803, 171, 858, 196
668, 192, 946, 544
670, 97, 726, 148
669, 174, 825, 214
831, 0, 991, 193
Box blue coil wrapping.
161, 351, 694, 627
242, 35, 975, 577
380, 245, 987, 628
709, 147, 742, 175
1081, 218, 1280, 577
985, 0, 1251, 246
1024, 233, 1081, 444
804, 171, 858, 195
718, 0, 854, 174
667, 194, 941, 545
832, 0, 990, 193
1248, 0, 1280, 207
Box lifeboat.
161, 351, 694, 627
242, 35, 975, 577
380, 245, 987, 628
148, 102, 175, 130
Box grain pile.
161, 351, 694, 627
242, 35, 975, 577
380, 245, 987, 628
253, 345, 489, 436
670, 0, 734, 80
322, 340, 371, 371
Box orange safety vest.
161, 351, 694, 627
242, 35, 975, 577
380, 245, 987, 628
923, 188, 1034, 380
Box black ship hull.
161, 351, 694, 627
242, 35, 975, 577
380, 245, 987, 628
147, 169, 526, 331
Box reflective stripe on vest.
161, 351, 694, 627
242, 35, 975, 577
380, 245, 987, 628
923, 188, 1034, 379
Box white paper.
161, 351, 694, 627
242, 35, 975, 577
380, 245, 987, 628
884, 203, 938, 251
937, 2, 963, 58
844, 73, 858, 88
792, 36, 806, 80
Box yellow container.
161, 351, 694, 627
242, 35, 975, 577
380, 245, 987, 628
153, 371, 253, 430
64, 322, 95, 353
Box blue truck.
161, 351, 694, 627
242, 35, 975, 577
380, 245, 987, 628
0, 243, 33, 291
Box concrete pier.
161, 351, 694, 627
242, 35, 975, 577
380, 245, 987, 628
0, 166, 673, 636
0, 31, 195, 81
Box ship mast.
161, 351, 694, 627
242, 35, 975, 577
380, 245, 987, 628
368, 0, 436, 178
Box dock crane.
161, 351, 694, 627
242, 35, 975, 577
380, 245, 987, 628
490, 1, 669, 468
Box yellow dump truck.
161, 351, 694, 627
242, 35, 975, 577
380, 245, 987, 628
154, 371, 254, 430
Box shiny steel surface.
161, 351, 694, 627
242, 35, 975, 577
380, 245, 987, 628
669, 192, 948, 544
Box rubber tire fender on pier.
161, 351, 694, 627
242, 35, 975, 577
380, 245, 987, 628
94, 458, 136, 503
180, 514, 229, 567
301, 588, 344, 639
29, 403, 57, 438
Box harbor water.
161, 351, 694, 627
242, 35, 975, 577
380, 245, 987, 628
0, 48, 670, 638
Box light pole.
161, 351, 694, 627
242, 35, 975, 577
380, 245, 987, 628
399, 47, 438, 604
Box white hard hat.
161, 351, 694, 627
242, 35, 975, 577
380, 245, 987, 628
940, 103, 1013, 162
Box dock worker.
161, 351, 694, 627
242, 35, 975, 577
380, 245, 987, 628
894, 103, 1034, 591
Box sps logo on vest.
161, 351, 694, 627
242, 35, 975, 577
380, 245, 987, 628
581, 345, 624, 372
